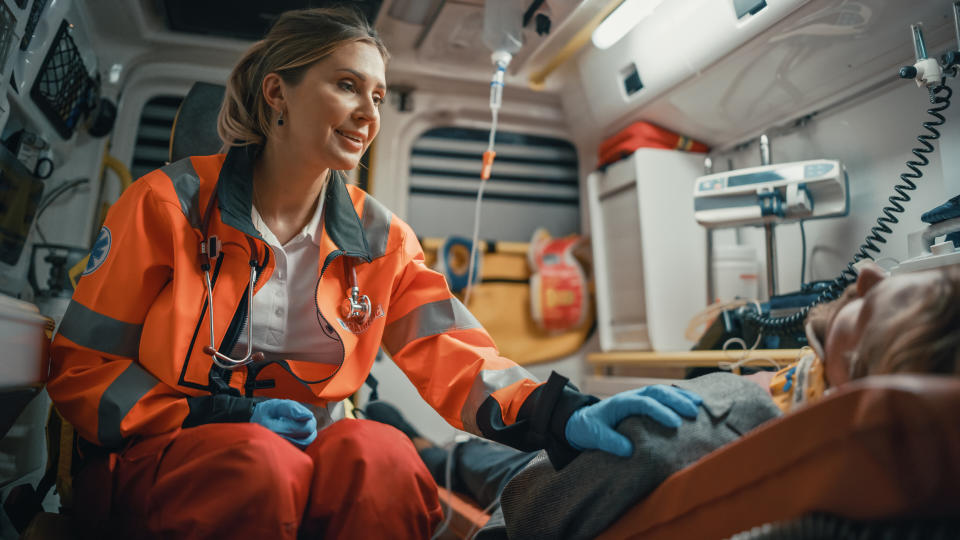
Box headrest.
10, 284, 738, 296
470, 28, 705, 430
169, 82, 226, 163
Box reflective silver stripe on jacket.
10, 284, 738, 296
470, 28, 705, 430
57, 300, 142, 359
461, 365, 539, 436
382, 297, 481, 354
162, 159, 202, 229
362, 194, 392, 259
97, 363, 160, 447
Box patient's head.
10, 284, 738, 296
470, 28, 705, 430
805, 262, 960, 386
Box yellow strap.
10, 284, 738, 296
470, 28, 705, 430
68, 256, 88, 289
528, 0, 627, 90
69, 150, 134, 289
56, 410, 74, 509
101, 152, 132, 192
343, 397, 357, 420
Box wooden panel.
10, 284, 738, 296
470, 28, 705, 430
588, 349, 803, 368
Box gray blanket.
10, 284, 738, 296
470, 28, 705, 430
476, 372, 782, 540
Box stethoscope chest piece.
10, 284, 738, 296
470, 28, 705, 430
336, 256, 375, 334
340, 256, 371, 325
340, 285, 372, 325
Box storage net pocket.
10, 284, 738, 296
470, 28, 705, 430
30, 19, 93, 139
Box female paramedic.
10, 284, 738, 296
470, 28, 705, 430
47, 6, 701, 539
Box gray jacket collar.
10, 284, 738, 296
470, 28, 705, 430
216, 145, 372, 261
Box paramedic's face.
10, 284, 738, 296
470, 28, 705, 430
282, 41, 385, 171
817, 263, 941, 385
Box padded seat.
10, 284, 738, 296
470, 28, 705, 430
168, 82, 225, 162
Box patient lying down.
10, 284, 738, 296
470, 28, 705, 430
367, 263, 960, 539
771, 261, 960, 411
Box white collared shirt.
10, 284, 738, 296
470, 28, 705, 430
232, 183, 342, 367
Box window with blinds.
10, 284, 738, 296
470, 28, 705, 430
131, 95, 183, 180
407, 127, 579, 242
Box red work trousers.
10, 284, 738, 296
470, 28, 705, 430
77, 419, 442, 539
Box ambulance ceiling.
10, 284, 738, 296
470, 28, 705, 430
155, 0, 581, 76
159, 0, 385, 40
378, 0, 583, 76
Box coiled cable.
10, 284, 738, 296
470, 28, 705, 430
743, 80, 952, 335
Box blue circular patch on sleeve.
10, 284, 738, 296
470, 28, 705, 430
83, 226, 112, 276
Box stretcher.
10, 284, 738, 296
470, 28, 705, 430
435, 488, 492, 540
439, 373, 960, 539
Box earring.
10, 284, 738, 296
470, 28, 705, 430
277, 112, 284, 126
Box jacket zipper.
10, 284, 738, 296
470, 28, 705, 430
242, 248, 363, 394
316, 249, 345, 337
289, 249, 347, 386
320, 249, 344, 276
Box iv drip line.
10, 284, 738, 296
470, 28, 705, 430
464, 53, 509, 307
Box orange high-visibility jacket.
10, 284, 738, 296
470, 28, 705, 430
49, 147, 593, 465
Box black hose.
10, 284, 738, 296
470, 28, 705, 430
743, 80, 952, 335
33, 178, 89, 244
799, 220, 807, 286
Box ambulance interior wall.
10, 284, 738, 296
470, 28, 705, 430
0, 0, 112, 301
714, 81, 960, 298
559, 48, 960, 309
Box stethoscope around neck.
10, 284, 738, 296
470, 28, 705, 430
197, 184, 371, 370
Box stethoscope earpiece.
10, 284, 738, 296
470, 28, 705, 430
198, 224, 264, 369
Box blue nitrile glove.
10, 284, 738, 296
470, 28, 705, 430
250, 399, 318, 449
565, 385, 703, 458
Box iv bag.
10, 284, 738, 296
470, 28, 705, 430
482, 0, 524, 55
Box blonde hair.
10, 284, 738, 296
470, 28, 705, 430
217, 6, 388, 149
854, 264, 960, 378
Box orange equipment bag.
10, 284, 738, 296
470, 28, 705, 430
528, 229, 588, 333
597, 121, 709, 168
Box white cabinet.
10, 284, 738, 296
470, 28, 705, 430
588, 149, 707, 352
0, 292, 49, 389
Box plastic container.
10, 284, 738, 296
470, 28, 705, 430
0, 293, 50, 388
482, 0, 524, 55
713, 245, 759, 303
